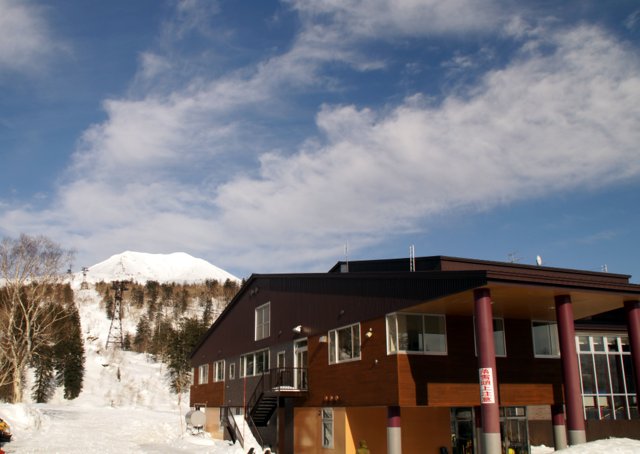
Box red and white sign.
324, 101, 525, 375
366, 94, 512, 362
479, 367, 495, 404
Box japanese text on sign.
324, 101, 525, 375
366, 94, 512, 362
479, 367, 495, 404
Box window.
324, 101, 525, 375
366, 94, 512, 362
532, 321, 560, 357
577, 334, 637, 420
386, 313, 447, 354
329, 323, 361, 364
277, 351, 286, 368
240, 349, 270, 377
198, 363, 209, 384
214, 360, 225, 382
321, 408, 334, 448
474, 317, 507, 357
229, 362, 236, 380
255, 302, 271, 341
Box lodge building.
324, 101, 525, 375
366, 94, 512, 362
189, 256, 640, 454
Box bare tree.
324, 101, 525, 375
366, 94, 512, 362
0, 234, 74, 403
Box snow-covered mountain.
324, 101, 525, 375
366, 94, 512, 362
83, 251, 240, 284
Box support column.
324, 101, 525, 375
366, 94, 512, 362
624, 300, 640, 411
555, 294, 586, 445
474, 288, 501, 454
551, 404, 567, 450
474, 406, 483, 454
387, 406, 402, 454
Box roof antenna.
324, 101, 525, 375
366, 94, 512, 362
409, 245, 415, 272
536, 255, 543, 266
341, 241, 349, 273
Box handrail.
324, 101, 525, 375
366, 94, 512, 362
222, 406, 244, 448
242, 367, 308, 449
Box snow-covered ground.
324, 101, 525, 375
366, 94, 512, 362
0, 282, 247, 453
1, 274, 639, 453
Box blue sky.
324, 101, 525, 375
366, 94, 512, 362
1, 0, 639, 281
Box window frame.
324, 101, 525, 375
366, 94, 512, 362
386, 312, 448, 355
474, 317, 507, 357
198, 363, 209, 384
214, 359, 225, 382
255, 302, 271, 341
229, 362, 236, 380
240, 349, 270, 377
321, 408, 334, 449
328, 323, 361, 364
531, 320, 561, 358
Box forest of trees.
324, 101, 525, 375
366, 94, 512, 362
0, 233, 241, 404
96, 277, 241, 393
0, 234, 84, 403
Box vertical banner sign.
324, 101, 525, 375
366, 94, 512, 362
479, 367, 495, 404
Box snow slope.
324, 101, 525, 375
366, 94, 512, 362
0, 283, 247, 453
84, 251, 240, 284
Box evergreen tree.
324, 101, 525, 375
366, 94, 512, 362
166, 317, 207, 394
54, 303, 85, 400
31, 346, 55, 403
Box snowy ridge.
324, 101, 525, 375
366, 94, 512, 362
84, 251, 240, 284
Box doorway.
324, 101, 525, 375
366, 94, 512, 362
293, 338, 308, 390
451, 407, 475, 454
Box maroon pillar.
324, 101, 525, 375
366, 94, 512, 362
555, 294, 586, 445
474, 288, 501, 454
387, 406, 402, 454
624, 300, 640, 410
551, 404, 567, 450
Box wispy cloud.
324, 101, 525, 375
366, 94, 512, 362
0, 0, 64, 74
1, 2, 639, 275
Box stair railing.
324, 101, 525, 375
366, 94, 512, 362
222, 406, 244, 448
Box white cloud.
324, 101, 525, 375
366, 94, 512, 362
2, 1, 639, 275
287, 0, 505, 37
0, 0, 63, 74
211, 25, 640, 270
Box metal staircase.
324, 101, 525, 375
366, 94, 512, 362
222, 367, 307, 450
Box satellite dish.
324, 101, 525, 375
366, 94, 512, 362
536, 255, 542, 266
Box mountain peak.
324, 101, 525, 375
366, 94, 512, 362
85, 251, 239, 284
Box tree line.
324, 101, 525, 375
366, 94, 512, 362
97, 271, 241, 393
0, 234, 84, 403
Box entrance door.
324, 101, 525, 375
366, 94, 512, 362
451, 408, 475, 454
293, 339, 308, 390
500, 407, 529, 454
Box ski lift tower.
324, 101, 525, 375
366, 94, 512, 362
106, 281, 128, 349
80, 267, 89, 290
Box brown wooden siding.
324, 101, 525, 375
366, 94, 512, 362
302, 317, 399, 407
190, 381, 224, 407
396, 316, 564, 407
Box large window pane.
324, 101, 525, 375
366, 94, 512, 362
387, 315, 398, 353
532, 321, 559, 356
424, 315, 446, 353
398, 314, 423, 351
580, 354, 595, 394
595, 355, 611, 394
610, 355, 625, 393
623, 355, 636, 394
493, 318, 506, 356
583, 396, 598, 420
614, 396, 628, 420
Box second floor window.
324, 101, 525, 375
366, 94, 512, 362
532, 321, 560, 357
240, 349, 270, 377
255, 302, 271, 341
386, 313, 447, 354
214, 360, 225, 382
329, 323, 361, 364
198, 363, 209, 384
